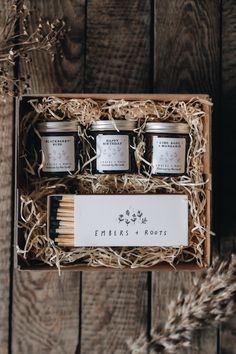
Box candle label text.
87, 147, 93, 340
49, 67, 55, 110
152, 137, 186, 174
41, 136, 75, 172
96, 134, 129, 171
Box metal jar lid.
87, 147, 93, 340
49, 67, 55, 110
37, 120, 78, 133
90, 120, 136, 131
145, 122, 190, 134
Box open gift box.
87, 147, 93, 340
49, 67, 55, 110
14, 94, 212, 271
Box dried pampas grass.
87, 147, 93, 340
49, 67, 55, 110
129, 255, 236, 353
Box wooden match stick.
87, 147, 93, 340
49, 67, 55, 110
49, 195, 75, 247
55, 229, 74, 234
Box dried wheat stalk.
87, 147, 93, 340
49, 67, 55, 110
129, 254, 236, 353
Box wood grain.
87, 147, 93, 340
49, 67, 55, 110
153, 1, 220, 353
81, 272, 148, 354
0, 96, 12, 354
220, 0, 236, 353
11, 1, 85, 353
220, 0, 236, 256
81, 1, 151, 353
20, 0, 85, 93
0, 2, 14, 353
85, 0, 151, 93
154, 0, 219, 97
12, 272, 81, 354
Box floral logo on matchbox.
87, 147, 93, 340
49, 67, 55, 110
118, 209, 148, 226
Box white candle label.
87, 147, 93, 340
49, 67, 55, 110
96, 134, 129, 172
73, 194, 188, 247
152, 137, 186, 174
41, 136, 75, 172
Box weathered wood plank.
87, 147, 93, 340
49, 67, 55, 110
81, 272, 149, 354
11, 1, 85, 353
0, 1, 14, 353
21, 0, 85, 93
12, 272, 81, 354
153, 1, 220, 353
220, 0, 236, 255
220, 0, 236, 353
85, 0, 151, 93
154, 0, 220, 96
0, 97, 12, 354
81, 1, 151, 353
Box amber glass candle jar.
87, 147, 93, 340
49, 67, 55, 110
89, 120, 137, 174
144, 122, 190, 176
37, 121, 80, 176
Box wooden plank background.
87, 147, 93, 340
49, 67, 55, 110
220, 0, 236, 352
81, 2, 150, 353
0, 0, 235, 353
0, 2, 14, 354
11, 1, 84, 353
152, 2, 220, 354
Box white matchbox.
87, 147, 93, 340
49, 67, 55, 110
48, 194, 189, 247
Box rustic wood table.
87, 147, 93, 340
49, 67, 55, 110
0, 1, 235, 353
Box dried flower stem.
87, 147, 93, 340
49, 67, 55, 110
0, 0, 65, 96
129, 255, 236, 353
